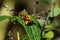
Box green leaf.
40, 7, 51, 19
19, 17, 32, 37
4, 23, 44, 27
30, 15, 39, 26
43, 31, 54, 39
50, 0, 60, 17
0, 16, 8, 22
30, 24, 40, 40
50, 20, 60, 27
50, 7, 60, 17
17, 16, 41, 40
17, 17, 24, 25
9, 16, 18, 22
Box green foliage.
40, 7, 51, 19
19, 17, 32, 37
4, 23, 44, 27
50, 20, 60, 27
0, 8, 60, 40
17, 16, 40, 40
8, 16, 18, 22
50, 7, 60, 17
17, 17, 24, 25
0, 15, 40, 40
50, 0, 60, 17
30, 15, 39, 26
0, 16, 8, 22
43, 31, 54, 39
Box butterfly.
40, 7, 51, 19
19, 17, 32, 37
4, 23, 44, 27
23, 13, 33, 24
19, 10, 33, 24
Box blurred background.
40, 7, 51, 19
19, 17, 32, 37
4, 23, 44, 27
0, 0, 60, 40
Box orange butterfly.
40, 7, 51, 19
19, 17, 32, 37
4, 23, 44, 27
23, 13, 33, 24
19, 10, 33, 24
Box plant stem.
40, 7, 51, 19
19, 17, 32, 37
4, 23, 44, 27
17, 31, 20, 40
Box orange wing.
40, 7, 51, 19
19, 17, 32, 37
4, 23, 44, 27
22, 13, 33, 24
